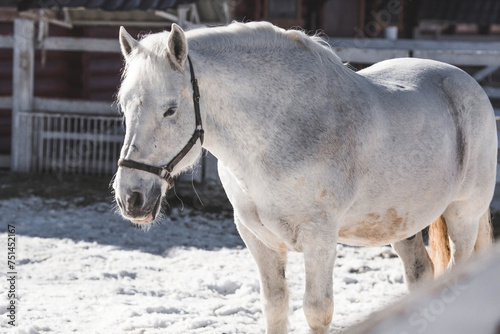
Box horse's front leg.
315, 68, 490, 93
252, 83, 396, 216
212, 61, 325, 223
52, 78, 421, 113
235, 214, 289, 334
302, 228, 337, 334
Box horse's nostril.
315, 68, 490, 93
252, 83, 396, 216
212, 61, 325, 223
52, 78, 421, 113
127, 191, 144, 210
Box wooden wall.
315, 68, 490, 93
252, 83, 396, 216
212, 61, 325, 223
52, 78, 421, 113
0, 21, 164, 157
0, 22, 12, 155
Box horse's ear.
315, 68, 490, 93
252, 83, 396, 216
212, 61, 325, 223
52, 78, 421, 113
167, 23, 188, 68
119, 26, 139, 60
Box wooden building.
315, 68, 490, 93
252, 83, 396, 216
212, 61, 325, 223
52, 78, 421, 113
232, 0, 421, 38
232, 0, 500, 40
1, 0, 500, 176
415, 0, 500, 40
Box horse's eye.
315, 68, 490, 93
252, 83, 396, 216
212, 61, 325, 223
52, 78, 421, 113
163, 107, 177, 117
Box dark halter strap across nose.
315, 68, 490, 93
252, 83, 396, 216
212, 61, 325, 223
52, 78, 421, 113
118, 56, 204, 188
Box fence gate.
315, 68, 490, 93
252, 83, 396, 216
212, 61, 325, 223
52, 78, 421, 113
21, 112, 124, 175
7, 18, 126, 176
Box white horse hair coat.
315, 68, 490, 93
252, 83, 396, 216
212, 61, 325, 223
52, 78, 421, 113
113, 22, 496, 334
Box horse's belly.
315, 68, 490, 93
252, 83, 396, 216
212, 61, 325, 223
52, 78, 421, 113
338, 208, 430, 247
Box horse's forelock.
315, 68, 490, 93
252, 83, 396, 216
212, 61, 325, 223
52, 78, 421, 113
119, 31, 172, 78
117, 31, 174, 106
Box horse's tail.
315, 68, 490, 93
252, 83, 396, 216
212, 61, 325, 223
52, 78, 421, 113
429, 210, 493, 277
429, 216, 451, 277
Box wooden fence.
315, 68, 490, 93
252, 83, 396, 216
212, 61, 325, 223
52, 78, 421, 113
0, 19, 121, 174
1, 18, 499, 177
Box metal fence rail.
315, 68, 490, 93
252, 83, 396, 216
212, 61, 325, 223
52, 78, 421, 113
21, 112, 124, 175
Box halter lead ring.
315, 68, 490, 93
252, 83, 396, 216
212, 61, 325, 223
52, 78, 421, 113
118, 56, 204, 188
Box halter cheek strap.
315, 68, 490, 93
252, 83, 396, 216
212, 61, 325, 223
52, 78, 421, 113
118, 55, 204, 188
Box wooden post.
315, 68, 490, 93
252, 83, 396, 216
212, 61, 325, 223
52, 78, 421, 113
11, 18, 35, 172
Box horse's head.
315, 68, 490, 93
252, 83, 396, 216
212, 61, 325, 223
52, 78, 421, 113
113, 24, 203, 224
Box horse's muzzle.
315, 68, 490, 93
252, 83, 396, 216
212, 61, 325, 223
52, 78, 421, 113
116, 188, 162, 224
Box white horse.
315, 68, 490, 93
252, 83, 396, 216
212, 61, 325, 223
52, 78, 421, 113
112, 22, 496, 334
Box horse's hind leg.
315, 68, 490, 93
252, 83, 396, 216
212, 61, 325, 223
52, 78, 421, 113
235, 214, 289, 334
392, 231, 434, 290
442, 202, 484, 268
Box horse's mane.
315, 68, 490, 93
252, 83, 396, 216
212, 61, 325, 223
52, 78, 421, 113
136, 22, 349, 74
187, 22, 342, 63
120, 21, 354, 92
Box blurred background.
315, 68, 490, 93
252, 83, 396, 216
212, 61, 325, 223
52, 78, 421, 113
0, 0, 499, 234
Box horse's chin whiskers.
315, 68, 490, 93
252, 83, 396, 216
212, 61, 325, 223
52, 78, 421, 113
189, 166, 205, 208
172, 184, 185, 212
132, 214, 163, 231
110, 202, 120, 215
132, 221, 153, 231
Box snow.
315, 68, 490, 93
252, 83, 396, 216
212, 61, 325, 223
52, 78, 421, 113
1, 196, 408, 333
347, 243, 500, 334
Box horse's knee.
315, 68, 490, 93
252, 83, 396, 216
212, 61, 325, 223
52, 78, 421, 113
303, 296, 333, 334
262, 285, 289, 331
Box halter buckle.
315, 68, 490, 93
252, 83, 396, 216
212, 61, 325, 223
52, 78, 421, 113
160, 168, 169, 179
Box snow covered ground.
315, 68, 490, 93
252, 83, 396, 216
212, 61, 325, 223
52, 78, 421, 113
0, 193, 409, 333
347, 243, 500, 334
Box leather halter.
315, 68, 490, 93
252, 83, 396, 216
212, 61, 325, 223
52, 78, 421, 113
118, 56, 204, 189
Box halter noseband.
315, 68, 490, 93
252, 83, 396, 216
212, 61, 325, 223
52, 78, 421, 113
117, 56, 204, 189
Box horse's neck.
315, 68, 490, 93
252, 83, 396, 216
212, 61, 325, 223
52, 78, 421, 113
196, 62, 256, 174
192, 49, 363, 177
